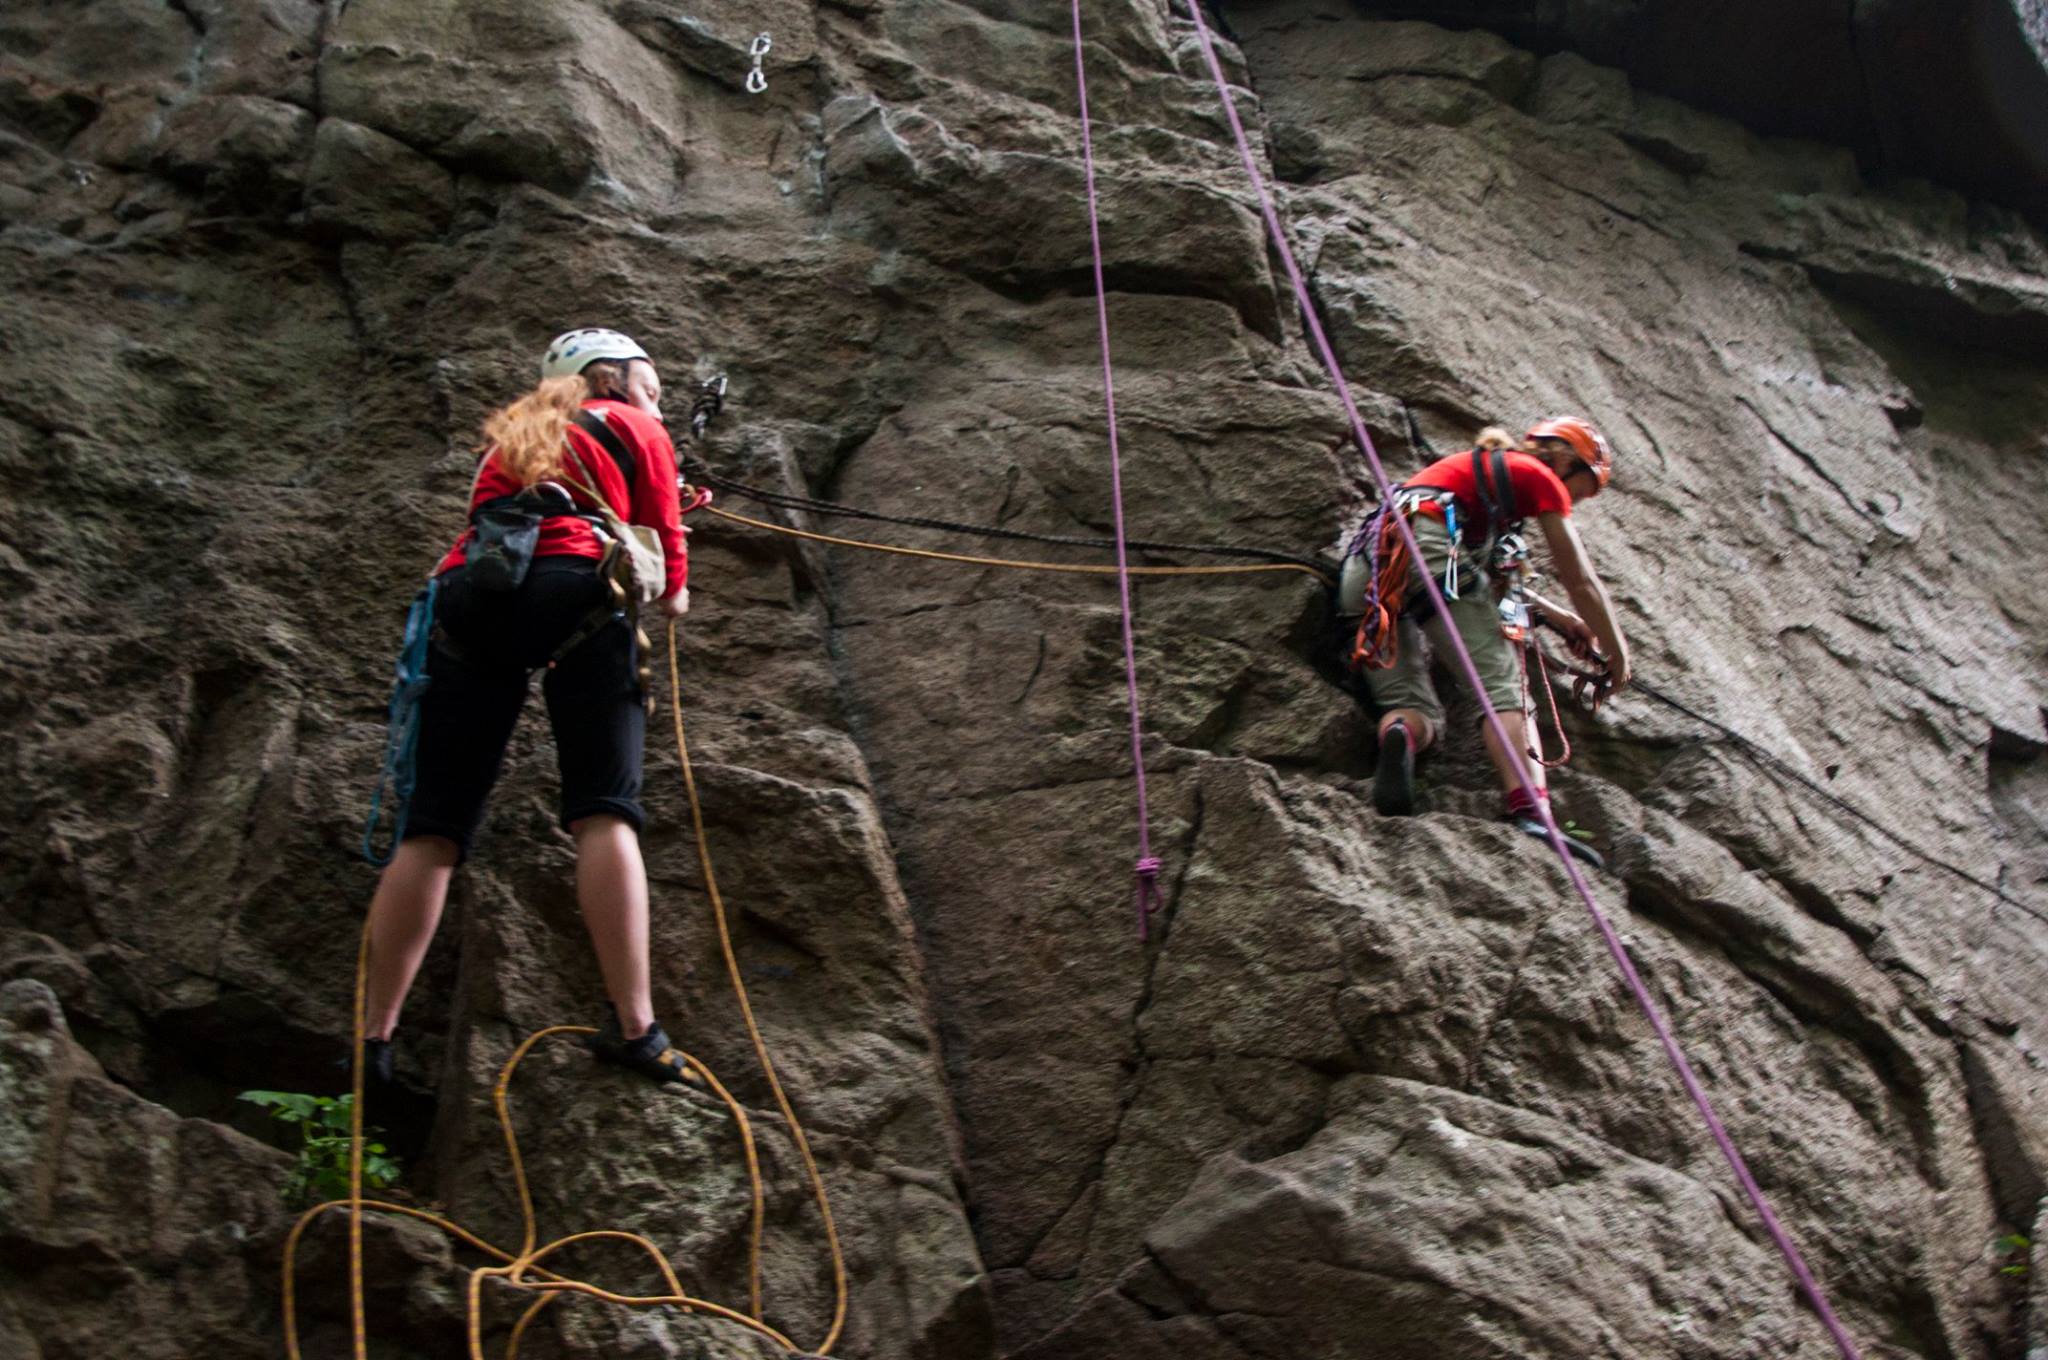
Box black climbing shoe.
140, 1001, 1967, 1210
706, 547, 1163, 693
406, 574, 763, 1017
333, 1036, 399, 1132
587, 1007, 688, 1085
360, 1036, 395, 1087
1373, 722, 1416, 816
1510, 816, 1606, 871
335, 1036, 395, 1090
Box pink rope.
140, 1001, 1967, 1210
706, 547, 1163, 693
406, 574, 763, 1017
1179, 5, 1865, 1355
1072, 0, 1165, 941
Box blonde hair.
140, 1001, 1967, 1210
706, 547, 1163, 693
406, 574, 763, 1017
480, 375, 588, 487
1474, 425, 1515, 452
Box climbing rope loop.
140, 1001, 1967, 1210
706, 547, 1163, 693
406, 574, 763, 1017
1175, 3, 1868, 1355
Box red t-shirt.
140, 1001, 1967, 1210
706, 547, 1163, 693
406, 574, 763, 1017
436, 399, 688, 597
1405, 449, 1571, 523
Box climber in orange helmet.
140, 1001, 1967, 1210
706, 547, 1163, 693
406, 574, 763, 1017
1338, 416, 1630, 865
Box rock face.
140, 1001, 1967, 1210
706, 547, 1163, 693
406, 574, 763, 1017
0, 978, 293, 1357
2, 1, 2046, 1358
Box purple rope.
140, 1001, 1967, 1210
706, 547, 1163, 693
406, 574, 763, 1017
1072, 0, 1164, 942
1180, 6, 1865, 1356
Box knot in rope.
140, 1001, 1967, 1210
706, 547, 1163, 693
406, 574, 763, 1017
1134, 856, 1164, 941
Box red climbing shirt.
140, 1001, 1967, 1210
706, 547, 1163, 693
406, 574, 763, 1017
435, 399, 688, 597
1405, 449, 1572, 523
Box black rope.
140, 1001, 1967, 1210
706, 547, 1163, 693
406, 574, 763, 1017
1628, 677, 2047, 928
678, 452, 1333, 573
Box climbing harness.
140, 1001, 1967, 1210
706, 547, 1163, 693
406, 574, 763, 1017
300, 621, 847, 1359
1177, 3, 1867, 1353
465, 485, 578, 592
1345, 447, 1525, 671
360, 579, 439, 867
745, 33, 771, 95
1345, 487, 1452, 668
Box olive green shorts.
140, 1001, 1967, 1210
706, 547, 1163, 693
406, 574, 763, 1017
1337, 514, 1525, 730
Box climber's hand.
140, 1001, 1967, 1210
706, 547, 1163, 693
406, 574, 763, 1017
1605, 652, 1631, 693
1540, 605, 1598, 661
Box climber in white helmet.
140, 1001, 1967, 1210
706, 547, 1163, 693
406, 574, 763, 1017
359, 328, 696, 1088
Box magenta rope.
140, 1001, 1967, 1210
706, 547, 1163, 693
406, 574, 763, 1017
1073, 0, 1165, 941
1179, 5, 1864, 1355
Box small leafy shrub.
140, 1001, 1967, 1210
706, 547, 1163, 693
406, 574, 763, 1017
240, 1090, 401, 1207
1995, 1233, 2031, 1279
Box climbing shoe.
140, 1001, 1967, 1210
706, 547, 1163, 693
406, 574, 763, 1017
335, 1036, 395, 1090
1510, 816, 1606, 871
1373, 721, 1416, 816
361, 1036, 395, 1087
587, 1007, 688, 1085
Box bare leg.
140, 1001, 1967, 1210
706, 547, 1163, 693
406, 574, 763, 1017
573, 814, 656, 1039
1377, 708, 1437, 751
363, 836, 461, 1040
1479, 709, 1546, 802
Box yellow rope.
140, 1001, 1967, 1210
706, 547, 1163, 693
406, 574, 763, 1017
683, 1054, 767, 1320
701, 502, 1336, 586
503, 1293, 559, 1360
348, 921, 369, 1360
296, 1024, 797, 1359
667, 620, 850, 1353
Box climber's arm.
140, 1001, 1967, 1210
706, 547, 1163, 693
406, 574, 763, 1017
1535, 511, 1629, 690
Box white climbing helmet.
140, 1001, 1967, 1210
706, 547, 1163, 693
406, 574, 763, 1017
539, 328, 651, 380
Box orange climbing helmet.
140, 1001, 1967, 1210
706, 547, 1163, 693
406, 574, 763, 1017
1525, 415, 1613, 489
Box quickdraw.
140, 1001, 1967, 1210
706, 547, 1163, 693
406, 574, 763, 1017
1532, 613, 1617, 713
689, 373, 728, 441
679, 373, 724, 514
1521, 614, 1616, 769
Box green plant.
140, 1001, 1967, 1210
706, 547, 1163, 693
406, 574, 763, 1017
240, 1090, 401, 1207
1995, 1233, 2031, 1279
1561, 819, 1597, 844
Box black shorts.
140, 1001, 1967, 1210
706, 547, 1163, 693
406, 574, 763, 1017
403, 559, 645, 860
